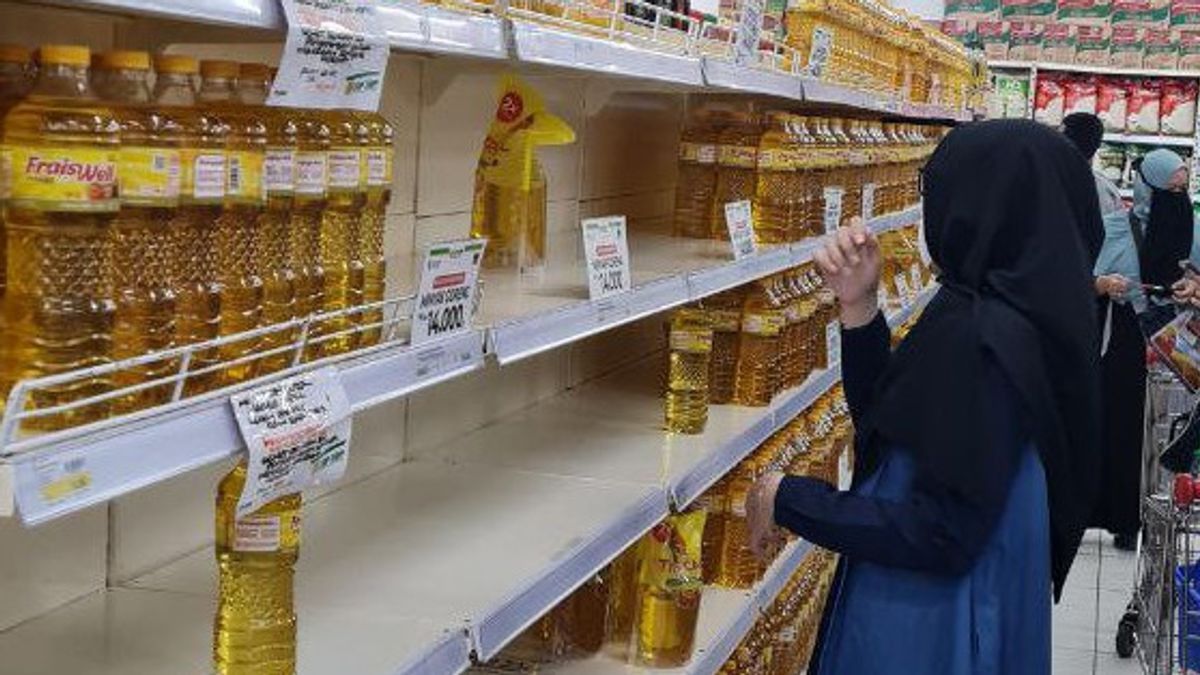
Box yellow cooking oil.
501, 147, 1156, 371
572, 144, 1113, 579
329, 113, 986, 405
710, 112, 763, 240
355, 110, 393, 346
199, 60, 265, 385
673, 110, 724, 239
94, 51, 180, 411
735, 280, 784, 407
603, 541, 642, 660
213, 462, 301, 675
635, 510, 706, 667
753, 112, 801, 245
0, 44, 34, 301
694, 475, 728, 584
706, 289, 743, 405
292, 112, 330, 344
153, 54, 223, 395
1, 44, 119, 430
236, 63, 297, 374
717, 458, 758, 590
665, 306, 712, 434
314, 111, 366, 357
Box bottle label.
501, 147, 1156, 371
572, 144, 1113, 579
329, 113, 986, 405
119, 146, 181, 204
670, 328, 713, 354
264, 149, 295, 193
709, 309, 742, 332
327, 148, 362, 189
718, 144, 758, 168
227, 150, 266, 203
295, 151, 328, 195
742, 311, 785, 336
8, 146, 118, 211
232, 512, 301, 552
182, 149, 226, 202
365, 148, 392, 186
679, 142, 717, 165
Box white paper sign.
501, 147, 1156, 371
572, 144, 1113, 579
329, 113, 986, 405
231, 366, 352, 518
862, 183, 876, 221
581, 216, 632, 300
734, 0, 765, 66
412, 239, 486, 345
270, 0, 389, 111
826, 320, 841, 367
724, 200, 757, 259
910, 264, 923, 295
807, 26, 834, 78
823, 187, 844, 233
895, 273, 913, 304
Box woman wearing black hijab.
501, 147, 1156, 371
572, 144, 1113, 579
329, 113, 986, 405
745, 120, 1103, 673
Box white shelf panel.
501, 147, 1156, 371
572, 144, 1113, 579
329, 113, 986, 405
38, 0, 282, 28
383, 1, 508, 59
989, 59, 1200, 79
1104, 132, 1195, 148
4, 330, 487, 526
702, 58, 804, 100
510, 19, 705, 87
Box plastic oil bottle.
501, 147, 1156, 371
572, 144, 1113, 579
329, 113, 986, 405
635, 510, 706, 667
0, 44, 33, 301
694, 475, 728, 584
665, 306, 712, 434
710, 112, 762, 240
315, 111, 366, 357
1, 44, 119, 429
753, 112, 800, 245
154, 54, 224, 395
706, 288, 743, 405
292, 112, 330, 340
673, 111, 723, 239
355, 110, 393, 346
94, 51, 180, 411
198, 60, 265, 384
213, 463, 301, 675
603, 541, 642, 661
735, 280, 784, 407
236, 63, 297, 374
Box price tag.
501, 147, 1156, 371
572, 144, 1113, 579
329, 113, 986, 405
32, 453, 90, 506
910, 264, 923, 295
270, 0, 389, 111
823, 187, 844, 233
806, 26, 834, 78
230, 367, 352, 518
826, 321, 841, 367
862, 183, 876, 221
895, 273, 913, 304
581, 216, 632, 300
838, 451, 852, 490
734, 0, 765, 66
724, 200, 757, 260
411, 239, 486, 346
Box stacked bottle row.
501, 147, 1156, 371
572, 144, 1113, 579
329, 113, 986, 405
674, 110, 938, 245
698, 387, 851, 590
878, 223, 930, 310
716, 549, 840, 675
665, 264, 838, 434
0, 45, 394, 431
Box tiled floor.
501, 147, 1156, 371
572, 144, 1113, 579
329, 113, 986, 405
1056, 530, 1145, 675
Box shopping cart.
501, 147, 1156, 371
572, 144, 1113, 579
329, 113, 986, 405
1116, 365, 1200, 673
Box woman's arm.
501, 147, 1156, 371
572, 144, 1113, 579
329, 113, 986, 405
840, 311, 891, 423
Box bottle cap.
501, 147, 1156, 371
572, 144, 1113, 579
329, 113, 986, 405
200, 59, 239, 79
0, 44, 30, 64
238, 62, 271, 80
98, 50, 150, 71
39, 44, 90, 67
155, 54, 199, 75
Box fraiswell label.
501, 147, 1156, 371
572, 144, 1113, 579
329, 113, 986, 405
9, 146, 118, 211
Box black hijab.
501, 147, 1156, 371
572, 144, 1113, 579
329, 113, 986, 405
1139, 173, 1194, 289
860, 120, 1103, 598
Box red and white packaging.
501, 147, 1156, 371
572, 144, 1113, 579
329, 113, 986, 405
1034, 73, 1068, 125
1111, 25, 1146, 67
1180, 28, 1200, 68
1097, 77, 1130, 131
1127, 79, 1163, 133
1161, 79, 1198, 135
1064, 75, 1099, 115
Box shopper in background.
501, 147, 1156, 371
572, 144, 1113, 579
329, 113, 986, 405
745, 120, 1103, 674
1063, 112, 1125, 217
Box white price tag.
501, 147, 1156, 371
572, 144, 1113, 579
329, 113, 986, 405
270, 0, 389, 111
734, 0, 765, 66
826, 320, 841, 367
32, 453, 90, 507
823, 187, 844, 233
910, 264, 923, 294
411, 239, 486, 346
581, 216, 632, 300
838, 450, 852, 490
862, 183, 876, 221
895, 273, 912, 304
230, 367, 352, 518
807, 26, 834, 78
724, 200, 757, 260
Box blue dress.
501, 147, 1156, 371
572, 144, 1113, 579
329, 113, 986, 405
774, 313, 1052, 674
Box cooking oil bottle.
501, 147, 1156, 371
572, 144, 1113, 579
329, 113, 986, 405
711, 112, 762, 240
292, 112, 329, 342
94, 50, 180, 411
154, 54, 223, 395
199, 60, 265, 384
315, 110, 366, 357
635, 510, 706, 667
0, 44, 33, 301
753, 112, 800, 245
604, 541, 642, 661
214, 462, 301, 675
694, 475, 728, 584
237, 63, 297, 374
706, 289, 743, 405
673, 110, 723, 239
1, 44, 119, 429
735, 280, 784, 407
665, 307, 712, 434
356, 110, 393, 346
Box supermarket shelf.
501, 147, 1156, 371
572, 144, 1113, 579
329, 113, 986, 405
988, 59, 1200, 79
38, 0, 282, 28
379, 1, 508, 59
510, 19, 705, 87
1104, 132, 1195, 148
800, 78, 972, 122
488, 203, 923, 365
702, 57, 804, 100
2, 329, 487, 526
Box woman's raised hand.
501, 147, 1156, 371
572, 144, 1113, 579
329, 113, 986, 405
813, 217, 881, 328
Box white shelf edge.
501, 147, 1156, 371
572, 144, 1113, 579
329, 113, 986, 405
36, 0, 283, 28
3, 330, 488, 526
989, 59, 1200, 79
701, 57, 804, 100
1103, 133, 1195, 148
395, 627, 473, 675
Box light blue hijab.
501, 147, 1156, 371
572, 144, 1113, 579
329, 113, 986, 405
1134, 149, 1186, 221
